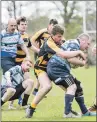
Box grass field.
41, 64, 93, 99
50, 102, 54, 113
1, 66, 96, 121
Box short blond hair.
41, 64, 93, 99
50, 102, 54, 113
77, 33, 90, 40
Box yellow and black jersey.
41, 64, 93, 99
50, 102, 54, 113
31, 28, 51, 60
34, 37, 62, 75
15, 32, 32, 64
31, 28, 50, 49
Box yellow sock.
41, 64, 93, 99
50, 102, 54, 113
31, 103, 37, 108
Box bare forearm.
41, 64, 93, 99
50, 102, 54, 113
67, 57, 85, 66
57, 50, 85, 59
21, 44, 30, 57
31, 45, 40, 53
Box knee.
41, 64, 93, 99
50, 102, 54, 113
7, 88, 16, 96
28, 79, 34, 87
67, 84, 77, 94
23, 79, 34, 88
72, 84, 77, 91
44, 83, 52, 92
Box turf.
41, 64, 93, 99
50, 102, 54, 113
1, 66, 96, 121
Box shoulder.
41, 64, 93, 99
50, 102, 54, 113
9, 65, 21, 72
33, 28, 47, 37
1, 29, 7, 36
38, 28, 48, 33
63, 39, 80, 48
21, 32, 29, 39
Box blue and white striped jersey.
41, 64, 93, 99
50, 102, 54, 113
1, 29, 24, 58
1, 65, 24, 88
49, 39, 80, 72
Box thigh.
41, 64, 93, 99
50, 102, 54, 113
38, 72, 52, 87
9, 83, 25, 101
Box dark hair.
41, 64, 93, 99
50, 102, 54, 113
51, 24, 64, 35
49, 19, 58, 25
17, 16, 27, 25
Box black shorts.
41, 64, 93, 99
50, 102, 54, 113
1, 57, 16, 74
9, 83, 25, 101
1, 83, 25, 101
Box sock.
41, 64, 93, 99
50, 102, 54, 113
65, 94, 74, 115
1, 99, 5, 106
22, 94, 29, 106
75, 96, 88, 114
31, 102, 37, 109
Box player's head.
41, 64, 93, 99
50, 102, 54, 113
7, 18, 17, 33
48, 19, 58, 34
21, 60, 32, 72
77, 33, 90, 51
51, 24, 64, 45
17, 16, 27, 33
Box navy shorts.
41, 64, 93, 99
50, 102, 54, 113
1, 57, 16, 74
47, 62, 75, 88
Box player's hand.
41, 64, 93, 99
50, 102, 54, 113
92, 45, 96, 55
79, 51, 86, 60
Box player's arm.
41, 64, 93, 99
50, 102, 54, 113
27, 38, 40, 53
67, 57, 86, 66
30, 29, 46, 50
5, 71, 12, 86
30, 44, 40, 53
57, 50, 85, 60
20, 43, 31, 61
46, 40, 86, 60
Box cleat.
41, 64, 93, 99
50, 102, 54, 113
8, 105, 16, 110
64, 112, 81, 118
17, 104, 29, 110
83, 111, 96, 116
25, 106, 35, 118
88, 105, 97, 112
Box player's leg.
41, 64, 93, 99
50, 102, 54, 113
1, 87, 16, 106
59, 76, 78, 117
8, 100, 16, 109
22, 78, 34, 107
74, 78, 96, 116
26, 71, 52, 118
18, 72, 33, 106
32, 80, 40, 95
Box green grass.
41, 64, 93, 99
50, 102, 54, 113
1, 66, 96, 121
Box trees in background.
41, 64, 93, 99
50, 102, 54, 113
1, 1, 96, 64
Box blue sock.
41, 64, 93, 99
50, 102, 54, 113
65, 94, 74, 115
18, 95, 23, 104
75, 96, 88, 114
